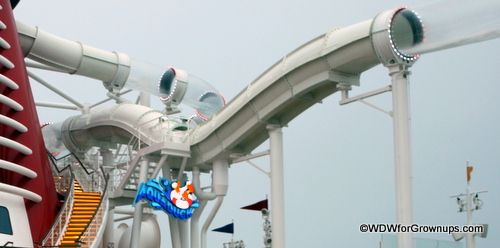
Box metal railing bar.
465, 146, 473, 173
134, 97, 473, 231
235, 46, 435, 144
27, 70, 85, 109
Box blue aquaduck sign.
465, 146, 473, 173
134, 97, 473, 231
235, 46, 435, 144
133, 177, 199, 220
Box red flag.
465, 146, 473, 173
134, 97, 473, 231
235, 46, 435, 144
241, 199, 268, 211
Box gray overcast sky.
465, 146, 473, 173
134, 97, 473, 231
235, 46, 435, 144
14, 0, 499, 247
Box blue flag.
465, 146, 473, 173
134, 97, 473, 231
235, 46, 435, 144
212, 223, 234, 234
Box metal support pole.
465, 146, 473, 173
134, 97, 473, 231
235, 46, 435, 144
177, 172, 189, 248
450, 163, 488, 247
190, 200, 208, 248
140, 92, 151, 107
101, 148, 115, 248
27, 70, 85, 109
388, 65, 413, 248
179, 217, 190, 248
465, 182, 474, 248
191, 166, 216, 248
262, 210, 272, 248
267, 124, 285, 248
35, 101, 79, 110
201, 159, 229, 248
103, 208, 115, 248
201, 196, 224, 248
163, 162, 182, 248
106, 92, 131, 104
100, 149, 114, 167
130, 158, 150, 248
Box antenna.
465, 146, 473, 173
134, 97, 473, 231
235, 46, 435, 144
449, 161, 488, 247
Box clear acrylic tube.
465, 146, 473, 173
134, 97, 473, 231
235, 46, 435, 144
403, 0, 500, 55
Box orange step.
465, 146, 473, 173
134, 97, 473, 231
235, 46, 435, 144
75, 192, 100, 195
69, 218, 92, 223
59, 180, 102, 246
67, 227, 85, 232
73, 211, 95, 215
68, 223, 87, 227
74, 203, 99, 207
73, 206, 98, 210
74, 200, 99, 203
62, 235, 80, 240
59, 242, 80, 247
71, 214, 93, 218
74, 197, 100, 200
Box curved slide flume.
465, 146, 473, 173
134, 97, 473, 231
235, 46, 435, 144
21, 19, 381, 170
17, 8, 419, 170
189, 19, 379, 165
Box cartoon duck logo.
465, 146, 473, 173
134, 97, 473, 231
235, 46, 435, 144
170, 180, 195, 209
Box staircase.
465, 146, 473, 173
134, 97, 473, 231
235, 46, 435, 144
123, 162, 158, 191
111, 142, 164, 198
60, 181, 102, 246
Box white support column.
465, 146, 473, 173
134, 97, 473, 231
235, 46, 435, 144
191, 165, 215, 248
100, 149, 114, 168
177, 172, 190, 248
465, 183, 474, 248
140, 92, 151, 107
389, 65, 414, 248
101, 148, 115, 248
163, 162, 182, 248
130, 158, 150, 248
103, 208, 115, 248
200, 159, 229, 248
267, 125, 285, 248
179, 218, 190, 248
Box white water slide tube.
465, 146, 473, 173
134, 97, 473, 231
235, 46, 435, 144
17, 5, 482, 169
18, 13, 378, 169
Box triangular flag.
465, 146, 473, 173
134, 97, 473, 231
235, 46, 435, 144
212, 223, 234, 234
241, 199, 268, 211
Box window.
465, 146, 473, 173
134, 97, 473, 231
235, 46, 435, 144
0, 206, 13, 235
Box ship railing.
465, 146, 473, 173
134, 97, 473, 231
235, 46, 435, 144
37, 155, 75, 247
106, 136, 138, 193
38, 152, 107, 248
71, 155, 100, 194
107, 115, 190, 194
137, 115, 192, 146
47, 152, 73, 194
49, 153, 98, 193
108, 162, 127, 192
77, 169, 109, 248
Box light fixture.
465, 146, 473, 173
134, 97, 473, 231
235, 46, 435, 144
371, 6, 425, 66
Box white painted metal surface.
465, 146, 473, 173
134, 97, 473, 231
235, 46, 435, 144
200, 159, 229, 248
130, 159, 150, 248
0, 159, 36, 178
117, 214, 161, 248
388, 65, 414, 248
267, 125, 285, 248
0, 192, 34, 248
17, 21, 131, 91
17, 17, 382, 169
